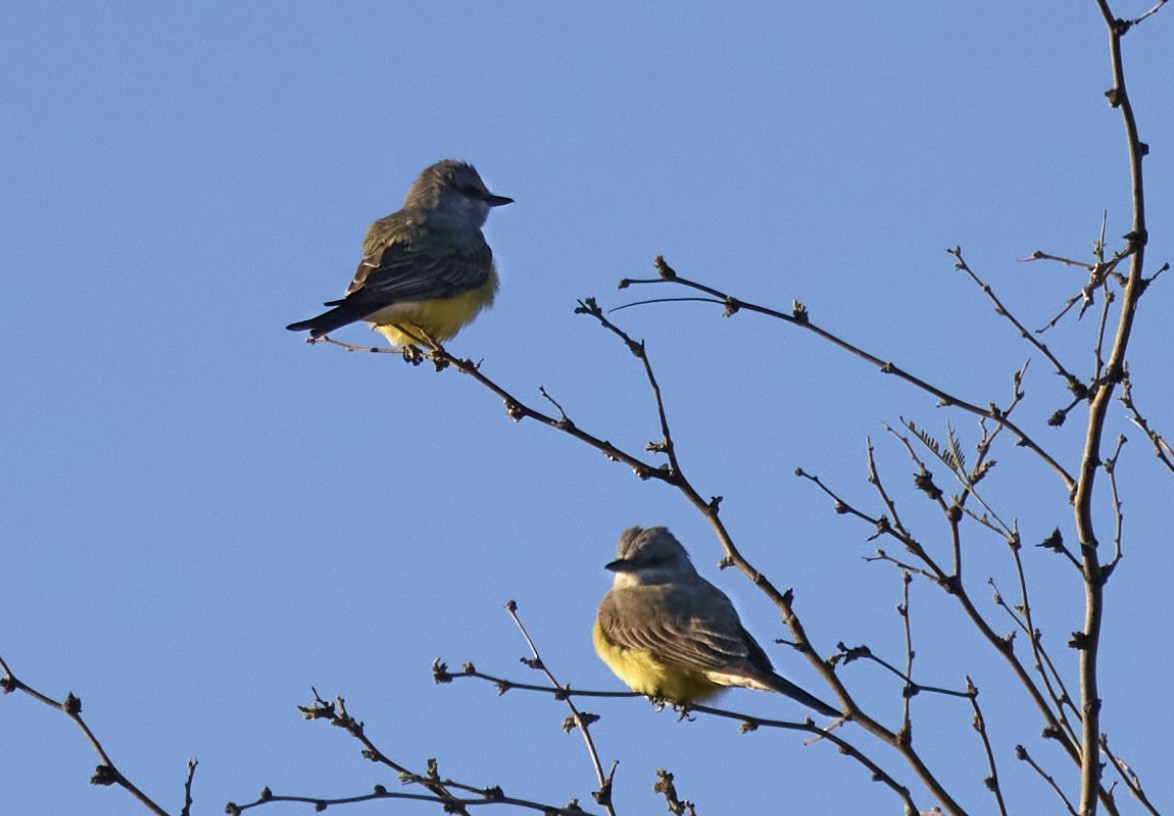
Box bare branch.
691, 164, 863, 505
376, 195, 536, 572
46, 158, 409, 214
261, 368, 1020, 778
827, 642, 971, 700
966, 678, 1009, 816
620, 257, 1076, 491
1100, 735, 1161, 816
433, 659, 637, 700
1016, 745, 1079, 816
504, 600, 618, 815
654, 769, 698, 816
448, 632, 923, 814
0, 654, 174, 816
951, 247, 1084, 400
1120, 376, 1174, 475
249, 692, 597, 816
1102, 436, 1127, 576
1073, 3, 1155, 812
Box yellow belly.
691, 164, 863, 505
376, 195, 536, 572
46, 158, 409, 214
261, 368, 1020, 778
592, 620, 723, 704
366, 268, 498, 347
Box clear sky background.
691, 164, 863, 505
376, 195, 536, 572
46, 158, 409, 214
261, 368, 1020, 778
3, 4, 1172, 815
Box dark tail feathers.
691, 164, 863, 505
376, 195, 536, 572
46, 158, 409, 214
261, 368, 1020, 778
769, 674, 840, 718
286, 302, 365, 339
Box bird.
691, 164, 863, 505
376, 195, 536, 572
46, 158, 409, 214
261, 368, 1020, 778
286, 159, 512, 347
593, 526, 839, 717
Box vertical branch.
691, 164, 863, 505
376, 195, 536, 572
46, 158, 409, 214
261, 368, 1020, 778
504, 602, 618, 816
898, 571, 915, 736
967, 678, 1009, 816
1076, 3, 1152, 814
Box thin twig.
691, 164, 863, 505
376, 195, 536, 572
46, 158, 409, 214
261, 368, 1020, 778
950, 247, 1083, 400
448, 650, 921, 814
181, 759, 197, 816
1100, 735, 1161, 816
1120, 377, 1174, 475
261, 692, 599, 816
504, 601, 618, 815
988, 578, 1080, 746
433, 660, 638, 699
0, 654, 172, 816
898, 571, 915, 735
1016, 745, 1079, 816
619, 257, 1076, 491
1008, 534, 1081, 741
228, 785, 593, 815
828, 643, 971, 700
967, 678, 1009, 816
801, 456, 1090, 773
682, 701, 921, 816
1123, 0, 1168, 27
1102, 435, 1127, 577
653, 769, 699, 816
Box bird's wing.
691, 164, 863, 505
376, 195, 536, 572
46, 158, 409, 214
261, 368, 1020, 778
598, 584, 759, 675
329, 216, 492, 310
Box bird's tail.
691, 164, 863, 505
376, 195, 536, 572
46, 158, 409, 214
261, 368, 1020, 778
768, 674, 840, 718
285, 301, 364, 339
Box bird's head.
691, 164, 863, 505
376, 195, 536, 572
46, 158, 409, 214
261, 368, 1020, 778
606, 526, 699, 587
406, 159, 512, 231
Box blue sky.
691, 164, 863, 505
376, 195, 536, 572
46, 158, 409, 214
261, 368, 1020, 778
3, 4, 1172, 815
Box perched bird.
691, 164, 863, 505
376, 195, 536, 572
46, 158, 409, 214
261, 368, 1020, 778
594, 526, 839, 717
287, 159, 512, 347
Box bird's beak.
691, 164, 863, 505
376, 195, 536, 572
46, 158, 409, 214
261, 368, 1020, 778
485, 194, 514, 207
604, 558, 633, 573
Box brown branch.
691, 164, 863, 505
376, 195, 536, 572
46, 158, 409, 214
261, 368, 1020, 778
427, 347, 675, 488
1092, 282, 1115, 381
296, 692, 474, 816
987, 578, 1080, 747
619, 257, 1076, 492
253, 692, 596, 816
1026, 243, 1130, 333
181, 759, 197, 816
1102, 435, 1127, 576
966, 678, 1009, 816
1120, 376, 1174, 475
227, 785, 592, 815
503, 601, 618, 815
1125, 0, 1167, 26
1100, 734, 1161, 816
895, 418, 1018, 547
1008, 534, 1082, 737
681, 701, 921, 816
802, 449, 1090, 772
557, 316, 972, 814
951, 247, 1084, 400
433, 660, 638, 700
898, 571, 915, 736
1016, 744, 1079, 816
865, 436, 915, 543
1073, 3, 1154, 813
450, 642, 924, 814
654, 769, 698, 816
828, 642, 971, 700
0, 654, 175, 816
572, 299, 685, 477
